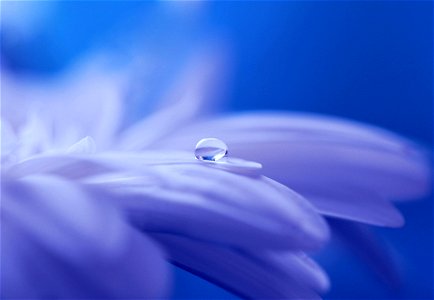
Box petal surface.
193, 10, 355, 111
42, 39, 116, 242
1, 175, 169, 299
86, 152, 330, 251
152, 112, 431, 226
1, 57, 126, 153
118, 47, 228, 150
7, 151, 329, 251
153, 233, 327, 299
4, 151, 330, 298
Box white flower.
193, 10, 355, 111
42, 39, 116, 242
1, 53, 429, 299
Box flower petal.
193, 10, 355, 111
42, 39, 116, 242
7, 151, 329, 251
88, 157, 329, 251
1, 57, 126, 151
1, 119, 18, 165
1, 175, 170, 298
6, 154, 114, 179
153, 233, 326, 299
302, 186, 405, 227
67, 136, 97, 154
152, 112, 430, 226
118, 47, 228, 150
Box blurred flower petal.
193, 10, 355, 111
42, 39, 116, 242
266, 251, 330, 293
119, 47, 228, 150
81, 153, 329, 251
153, 112, 430, 226
4, 150, 329, 298
6, 154, 114, 180
302, 186, 405, 227
1, 58, 126, 151
152, 233, 324, 299
8, 151, 329, 247
3, 35, 429, 298
1, 119, 18, 165
1, 175, 170, 298
67, 136, 97, 154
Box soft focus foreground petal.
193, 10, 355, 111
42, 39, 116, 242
153, 113, 431, 226
7, 151, 329, 250
67, 136, 97, 154
5, 154, 114, 180
12, 114, 53, 161
266, 251, 330, 293
153, 233, 326, 299
1, 175, 169, 299
1, 57, 125, 151
118, 47, 228, 150
89, 159, 329, 251
304, 187, 404, 227
1, 119, 18, 166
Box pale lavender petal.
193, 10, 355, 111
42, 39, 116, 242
153, 233, 325, 299
302, 187, 404, 227
67, 136, 97, 154
153, 113, 430, 226
1, 175, 170, 298
7, 151, 329, 250
1, 119, 18, 165
6, 151, 197, 179
87, 159, 329, 251
1, 58, 126, 151
118, 48, 228, 150
158, 112, 425, 157
5, 154, 114, 179
14, 114, 54, 159
4, 151, 329, 299
266, 251, 330, 293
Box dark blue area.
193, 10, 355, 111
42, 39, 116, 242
1, 1, 432, 299
211, 1, 433, 145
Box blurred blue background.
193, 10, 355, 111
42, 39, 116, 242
1, 1, 432, 299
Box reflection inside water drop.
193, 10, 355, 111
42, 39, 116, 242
194, 138, 262, 175
194, 138, 228, 161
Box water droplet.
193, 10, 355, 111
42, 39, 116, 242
195, 138, 228, 161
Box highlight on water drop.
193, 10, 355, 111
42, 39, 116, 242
194, 138, 228, 162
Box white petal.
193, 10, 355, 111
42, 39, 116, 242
153, 233, 324, 299
67, 136, 97, 154
1, 175, 170, 298
1, 119, 18, 165
153, 112, 430, 226
94, 159, 329, 250
118, 47, 228, 150
6, 151, 329, 250
1, 57, 126, 151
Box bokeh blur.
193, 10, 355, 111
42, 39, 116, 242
1, 1, 432, 299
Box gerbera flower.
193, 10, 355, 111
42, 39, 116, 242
1, 53, 430, 299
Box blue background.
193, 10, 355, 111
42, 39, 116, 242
1, 1, 432, 299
